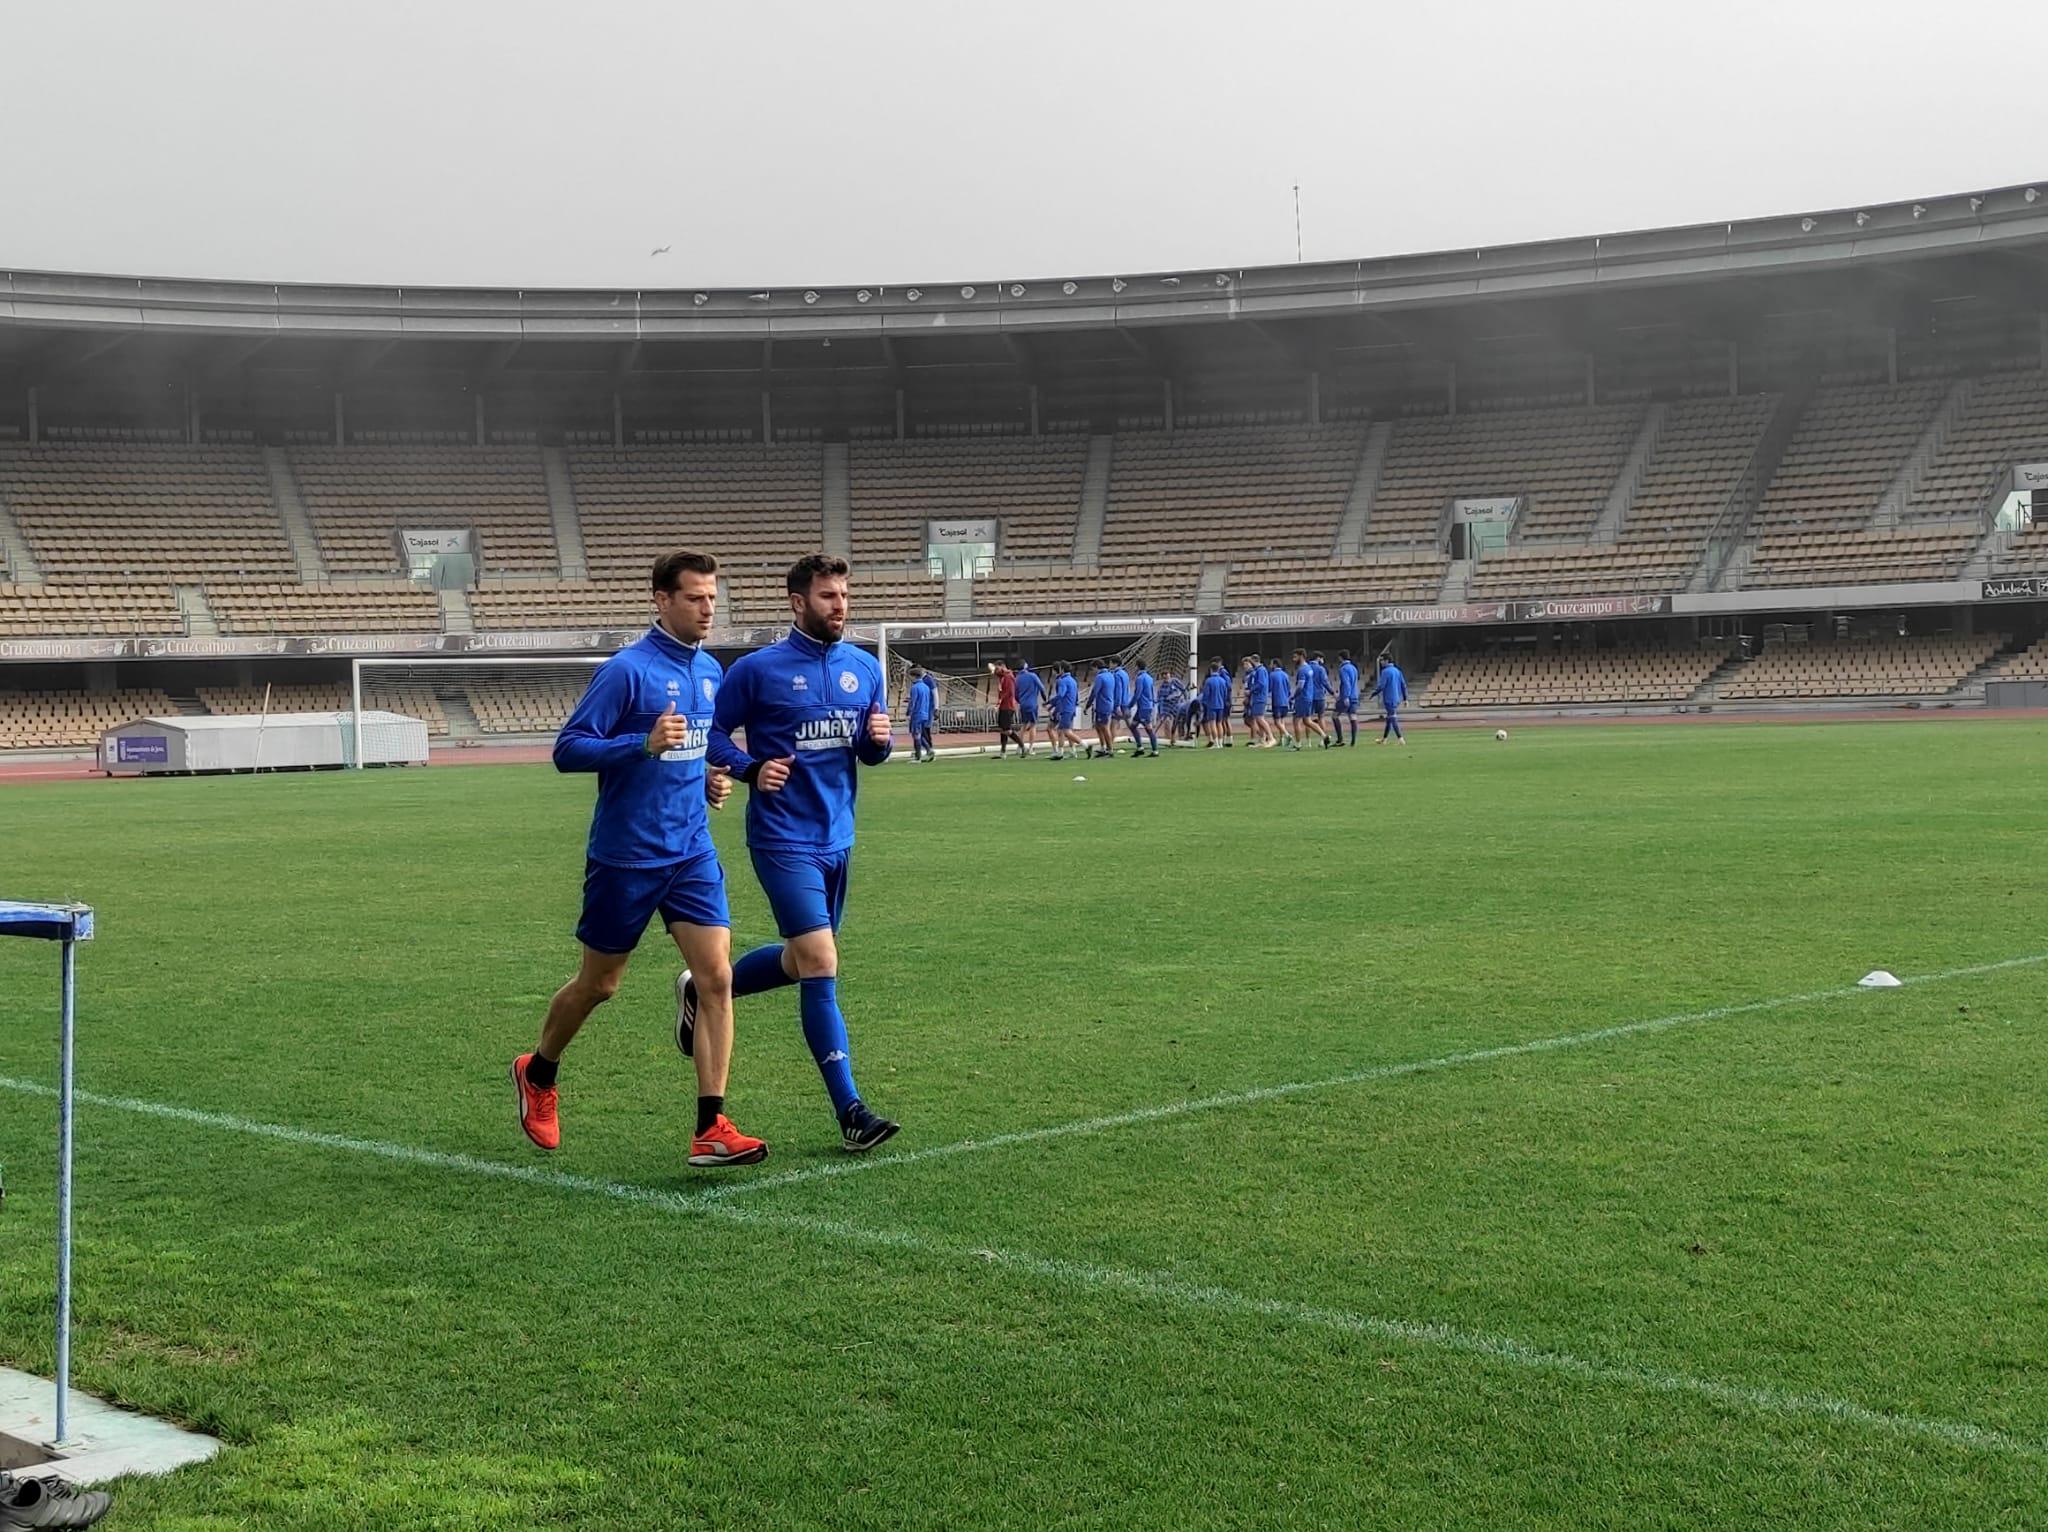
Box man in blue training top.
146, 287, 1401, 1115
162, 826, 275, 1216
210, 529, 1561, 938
1086, 663, 1118, 759
1376, 655, 1409, 745
1241, 654, 1273, 747
1130, 660, 1159, 757
1112, 662, 1136, 751
906, 665, 937, 763
1159, 669, 1190, 746
1266, 657, 1293, 748
1051, 660, 1081, 760
698, 553, 900, 1153
1334, 649, 1362, 747
1307, 650, 1336, 749
1014, 660, 1046, 755
1200, 661, 1232, 747
513, 549, 765, 1169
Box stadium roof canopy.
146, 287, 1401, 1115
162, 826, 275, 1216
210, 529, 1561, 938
2, 181, 2044, 431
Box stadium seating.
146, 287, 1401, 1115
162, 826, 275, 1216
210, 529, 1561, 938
204, 581, 441, 634
289, 446, 556, 573
470, 582, 649, 630
970, 565, 1198, 616
1997, 634, 2048, 678
467, 679, 586, 735
850, 438, 1089, 563
0, 444, 294, 577
1752, 382, 1946, 533
1717, 633, 2002, 699
1746, 525, 1980, 587
721, 564, 945, 623
1416, 645, 1730, 707
1367, 405, 1641, 547
1223, 555, 1447, 606
569, 444, 823, 578
1099, 425, 1366, 561
1906, 371, 2048, 518
0, 581, 184, 637
0, 687, 177, 749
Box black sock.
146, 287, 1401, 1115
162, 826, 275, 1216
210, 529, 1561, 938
525, 1051, 559, 1090
697, 1095, 724, 1134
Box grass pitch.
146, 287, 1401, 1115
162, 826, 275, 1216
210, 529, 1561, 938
2, 719, 2046, 1529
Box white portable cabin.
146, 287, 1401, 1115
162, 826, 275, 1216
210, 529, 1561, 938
100, 711, 430, 775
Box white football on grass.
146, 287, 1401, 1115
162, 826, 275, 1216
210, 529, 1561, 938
1495, 729, 1509, 741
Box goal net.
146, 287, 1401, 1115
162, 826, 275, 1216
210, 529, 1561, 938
349, 656, 607, 764
881, 619, 1198, 738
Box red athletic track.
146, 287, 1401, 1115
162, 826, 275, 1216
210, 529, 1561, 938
5, 706, 2042, 787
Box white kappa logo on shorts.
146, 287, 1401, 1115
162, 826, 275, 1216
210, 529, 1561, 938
838, 671, 859, 693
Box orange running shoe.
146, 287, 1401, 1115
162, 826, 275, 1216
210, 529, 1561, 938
690, 1113, 768, 1168
511, 1053, 560, 1151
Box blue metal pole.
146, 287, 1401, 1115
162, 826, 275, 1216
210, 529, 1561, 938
55, 936, 75, 1446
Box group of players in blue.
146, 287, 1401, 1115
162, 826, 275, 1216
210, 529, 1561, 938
1217, 648, 1408, 750
904, 647, 1409, 760
513, 550, 901, 1170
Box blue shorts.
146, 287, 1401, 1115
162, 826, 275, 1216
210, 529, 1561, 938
1133, 706, 1154, 725
1055, 709, 1077, 730
1092, 708, 1115, 727
1293, 699, 1313, 719
751, 846, 852, 938
1246, 702, 1267, 719
1019, 706, 1039, 725
1335, 699, 1357, 716
577, 850, 729, 955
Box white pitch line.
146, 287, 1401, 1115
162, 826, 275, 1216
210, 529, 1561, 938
695, 948, 2048, 1203
0, 1074, 2039, 1461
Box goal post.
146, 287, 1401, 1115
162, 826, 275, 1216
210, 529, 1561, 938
876, 615, 1200, 740
348, 654, 609, 764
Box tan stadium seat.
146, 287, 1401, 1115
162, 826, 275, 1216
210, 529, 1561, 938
289, 446, 556, 574
1718, 633, 2003, 700
1415, 644, 1731, 707
851, 437, 1089, 563
1101, 424, 1367, 562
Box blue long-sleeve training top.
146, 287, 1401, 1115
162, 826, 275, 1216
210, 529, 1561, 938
1089, 671, 1116, 714
1114, 668, 1133, 709
1015, 668, 1045, 711
1055, 673, 1079, 712
1338, 660, 1361, 705
553, 625, 721, 868
1243, 666, 1268, 707
1201, 672, 1230, 714
708, 626, 891, 854
1134, 671, 1156, 712
906, 676, 935, 725
1267, 665, 1292, 711
1377, 664, 1408, 708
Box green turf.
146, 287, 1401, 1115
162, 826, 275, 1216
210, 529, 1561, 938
2, 720, 2046, 1529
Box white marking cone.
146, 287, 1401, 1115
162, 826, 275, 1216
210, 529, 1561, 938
1858, 970, 1903, 988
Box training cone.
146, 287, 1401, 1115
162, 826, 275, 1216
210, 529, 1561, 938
1858, 970, 1903, 989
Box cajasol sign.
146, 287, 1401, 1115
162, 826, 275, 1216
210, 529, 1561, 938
399, 528, 475, 555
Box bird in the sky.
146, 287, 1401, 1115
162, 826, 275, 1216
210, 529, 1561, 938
650, 245, 672, 257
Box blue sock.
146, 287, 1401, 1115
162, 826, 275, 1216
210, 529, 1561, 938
800, 978, 860, 1117
732, 943, 794, 998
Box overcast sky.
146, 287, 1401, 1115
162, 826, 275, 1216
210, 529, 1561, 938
3, 0, 2039, 291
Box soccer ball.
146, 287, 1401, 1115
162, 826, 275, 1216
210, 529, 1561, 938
1494, 729, 1509, 742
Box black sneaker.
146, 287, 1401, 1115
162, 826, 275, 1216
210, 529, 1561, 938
673, 970, 698, 1058
0, 1473, 113, 1529
839, 1101, 900, 1154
